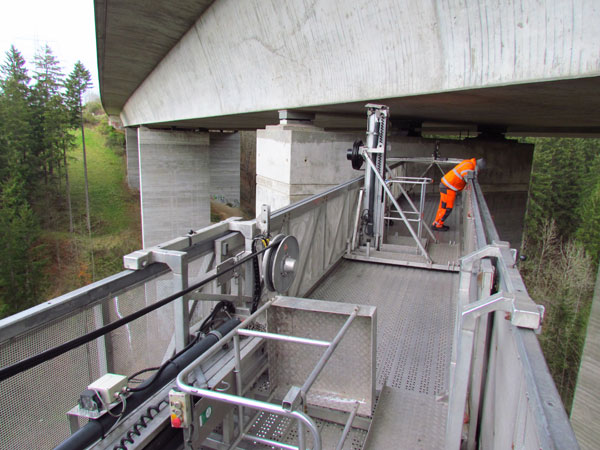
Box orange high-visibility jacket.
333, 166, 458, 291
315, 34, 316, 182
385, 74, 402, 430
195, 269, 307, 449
441, 158, 477, 192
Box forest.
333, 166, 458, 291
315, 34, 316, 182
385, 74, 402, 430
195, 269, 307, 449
0, 45, 136, 319
520, 136, 600, 411
0, 43, 598, 414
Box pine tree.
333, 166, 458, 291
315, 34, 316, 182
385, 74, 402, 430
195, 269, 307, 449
65, 61, 94, 277
576, 153, 600, 265
0, 174, 44, 318
0, 46, 35, 187
32, 45, 66, 192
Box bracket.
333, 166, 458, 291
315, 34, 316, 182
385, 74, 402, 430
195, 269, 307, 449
459, 243, 542, 331
124, 248, 187, 274
258, 204, 271, 236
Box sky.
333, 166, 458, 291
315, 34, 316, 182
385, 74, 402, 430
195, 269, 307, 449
0, 0, 99, 99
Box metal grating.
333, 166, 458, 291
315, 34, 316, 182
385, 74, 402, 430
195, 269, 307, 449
310, 259, 457, 448
267, 298, 375, 416
310, 259, 457, 394
363, 387, 448, 449
106, 271, 177, 379
244, 413, 368, 450
0, 309, 101, 450
0, 253, 212, 450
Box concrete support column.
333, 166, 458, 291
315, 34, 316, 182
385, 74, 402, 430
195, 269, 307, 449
256, 123, 357, 212
240, 131, 257, 217
125, 127, 140, 191
209, 131, 240, 207
138, 127, 210, 248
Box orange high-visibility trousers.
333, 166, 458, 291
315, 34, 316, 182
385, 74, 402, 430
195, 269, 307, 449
433, 184, 456, 227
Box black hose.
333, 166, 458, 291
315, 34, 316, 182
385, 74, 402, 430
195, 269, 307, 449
128, 300, 234, 393
54, 318, 240, 450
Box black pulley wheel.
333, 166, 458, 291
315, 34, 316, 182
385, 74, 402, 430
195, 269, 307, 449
262, 234, 285, 292
346, 140, 364, 170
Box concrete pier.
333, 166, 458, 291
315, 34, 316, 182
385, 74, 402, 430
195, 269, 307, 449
209, 131, 240, 207
138, 127, 210, 248
125, 127, 139, 191
240, 131, 257, 217
256, 124, 357, 212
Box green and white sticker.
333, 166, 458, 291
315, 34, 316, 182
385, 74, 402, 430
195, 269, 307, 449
199, 406, 212, 426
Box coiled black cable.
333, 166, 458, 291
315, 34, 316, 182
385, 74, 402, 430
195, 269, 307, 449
251, 236, 268, 313
113, 399, 168, 450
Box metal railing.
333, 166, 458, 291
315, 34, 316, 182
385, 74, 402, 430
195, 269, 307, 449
0, 178, 363, 450
176, 299, 361, 450
0, 168, 579, 450
384, 176, 434, 241
447, 175, 578, 449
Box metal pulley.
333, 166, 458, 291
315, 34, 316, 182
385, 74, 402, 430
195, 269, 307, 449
346, 140, 364, 170
262, 234, 300, 293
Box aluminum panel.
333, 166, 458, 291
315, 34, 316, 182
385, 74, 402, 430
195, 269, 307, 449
266, 297, 376, 416
311, 260, 457, 394
363, 387, 448, 449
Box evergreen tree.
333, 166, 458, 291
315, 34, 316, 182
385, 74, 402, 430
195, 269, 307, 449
576, 153, 600, 265
0, 46, 35, 188
521, 137, 600, 411
65, 61, 94, 277
31, 45, 66, 191
0, 174, 44, 317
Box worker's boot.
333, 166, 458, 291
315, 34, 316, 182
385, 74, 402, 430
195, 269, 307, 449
431, 223, 450, 231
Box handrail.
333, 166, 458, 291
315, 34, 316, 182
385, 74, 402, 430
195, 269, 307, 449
446, 175, 563, 450
0, 228, 230, 343
176, 299, 322, 449
361, 150, 432, 262
176, 299, 360, 450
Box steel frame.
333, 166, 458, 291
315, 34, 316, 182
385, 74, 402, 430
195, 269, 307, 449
176, 298, 363, 450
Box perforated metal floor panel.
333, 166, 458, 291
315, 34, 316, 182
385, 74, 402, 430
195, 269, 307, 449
364, 387, 448, 449
243, 412, 367, 450
310, 259, 458, 448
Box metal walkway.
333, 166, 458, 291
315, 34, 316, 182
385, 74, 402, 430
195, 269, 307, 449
310, 259, 458, 449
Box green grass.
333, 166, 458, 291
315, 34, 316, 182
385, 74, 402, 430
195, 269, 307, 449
40, 125, 141, 298
68, 127, 133, 235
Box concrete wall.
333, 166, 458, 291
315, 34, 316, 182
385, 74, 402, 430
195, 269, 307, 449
138, 127, 210, 248
256, 124, 358, 212
389, 136, 534, 248
209, 131, 240, 207
240, 130, 257, 217
118, 0, 600, 127
125, 127, 140, 191
571, 265, 600, 450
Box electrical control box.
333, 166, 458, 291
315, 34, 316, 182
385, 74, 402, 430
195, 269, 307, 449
169, 389, 192, 428
87, 373, 127, 407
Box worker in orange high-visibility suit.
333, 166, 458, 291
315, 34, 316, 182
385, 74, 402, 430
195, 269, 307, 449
432, 158, 486, 231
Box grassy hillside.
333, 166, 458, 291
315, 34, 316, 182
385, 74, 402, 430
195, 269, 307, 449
41, 125, 141, 298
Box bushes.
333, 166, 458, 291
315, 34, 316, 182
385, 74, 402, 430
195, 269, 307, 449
98, 116, 125, 156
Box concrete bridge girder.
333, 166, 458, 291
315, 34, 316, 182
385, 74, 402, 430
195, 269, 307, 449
106, 0, 600, 134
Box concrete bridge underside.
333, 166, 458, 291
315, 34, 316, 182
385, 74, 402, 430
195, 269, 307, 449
96, 0, 600, 134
